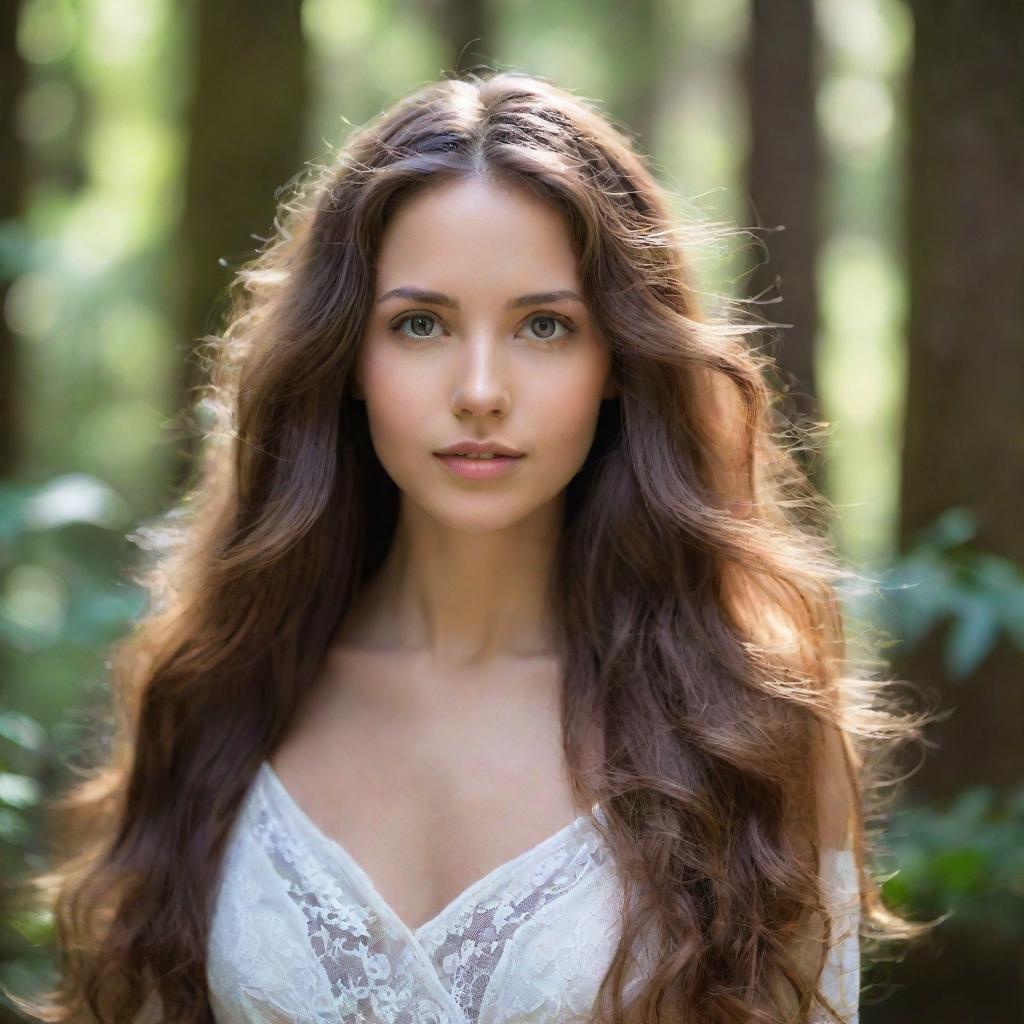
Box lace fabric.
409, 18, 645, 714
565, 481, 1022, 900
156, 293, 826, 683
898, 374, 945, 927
814, 846, 861, 1023
206, 761, 860, 1023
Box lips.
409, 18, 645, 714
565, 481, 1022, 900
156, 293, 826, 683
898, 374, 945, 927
434, 452, 525, 479
434, 440, 525, 458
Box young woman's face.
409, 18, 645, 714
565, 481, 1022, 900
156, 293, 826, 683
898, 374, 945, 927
353, 175, 619, 533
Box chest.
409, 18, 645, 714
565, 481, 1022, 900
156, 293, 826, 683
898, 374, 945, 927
269, 648, 599, 936
208, 764, 633, 1024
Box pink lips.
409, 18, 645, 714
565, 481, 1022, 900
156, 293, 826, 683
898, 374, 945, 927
433, 453, 524, 479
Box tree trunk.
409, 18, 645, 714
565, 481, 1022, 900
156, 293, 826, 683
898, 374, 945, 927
0, 0, 25, 477
607, 0, 666, 159
899, 0, 1024, 800
742, 0, 823, 463
877, 3, 1024, 1022
424, 0, 493, 73
173, 0, 308, 487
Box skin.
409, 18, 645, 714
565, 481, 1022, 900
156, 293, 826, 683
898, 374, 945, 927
346, 173, 619, 668
268, 176, 854, 939
269, 175, 617, 932
268, 177, 850, 932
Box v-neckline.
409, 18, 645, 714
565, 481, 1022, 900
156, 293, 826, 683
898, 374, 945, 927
257, 759, 601, 942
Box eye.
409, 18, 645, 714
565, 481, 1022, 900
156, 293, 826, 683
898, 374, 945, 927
523, 314, 576, 344
389, 310, 576, 344
391, 312, 444, 340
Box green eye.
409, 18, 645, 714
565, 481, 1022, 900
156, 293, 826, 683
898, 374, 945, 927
525, 315, 574, 342
388, 310, 577, 344
392, 313, 443, 339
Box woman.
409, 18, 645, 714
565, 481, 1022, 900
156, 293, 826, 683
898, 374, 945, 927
10, 69, 933, 1024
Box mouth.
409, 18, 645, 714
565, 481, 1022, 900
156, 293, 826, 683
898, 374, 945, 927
433, 452, 525, 478
435, 452, 523, 460
433, 443, 526, 458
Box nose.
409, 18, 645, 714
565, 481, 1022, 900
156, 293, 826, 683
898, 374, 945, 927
449, 334, 511, 418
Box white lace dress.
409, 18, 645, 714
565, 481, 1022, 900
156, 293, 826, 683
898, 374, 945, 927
206, 761, 860, 1023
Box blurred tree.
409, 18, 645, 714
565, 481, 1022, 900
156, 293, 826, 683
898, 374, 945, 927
0, 0, 25, 479
742, 0, 823, 476
174, 0, 309, 487
900, 0, 1024, 803
876, 2, 1024, 1021
606, 0, 664, 156
425, 0, 665, 155
0, 3, 25, 1002
425, 0, 492, 71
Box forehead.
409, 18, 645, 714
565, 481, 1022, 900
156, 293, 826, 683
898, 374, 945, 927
375, 176, 581, 294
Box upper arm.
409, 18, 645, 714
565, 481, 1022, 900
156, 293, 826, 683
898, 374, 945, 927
815, 719, 857, 852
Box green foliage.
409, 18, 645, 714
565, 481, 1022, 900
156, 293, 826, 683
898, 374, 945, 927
0, 704, 58, 1010
0, 475, 144, 1000
0, 713, 47, 848
0, 219, 37, 281
0, 475, 143, 654
841, 507, 1024, 944
876, 507, 1024, 678
878, 784, 1024, 941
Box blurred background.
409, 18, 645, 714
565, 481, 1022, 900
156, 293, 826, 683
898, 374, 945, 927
0, 0, 1021, 1020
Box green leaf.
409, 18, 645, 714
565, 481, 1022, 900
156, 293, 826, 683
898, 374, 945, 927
0, 772, 43, 808
918, 506, 977, 550
0, 807, 31, 844
4, 908, 54, 946
0, 712, 48, 754
931, 847, 987, 893
945, 593, 999, 678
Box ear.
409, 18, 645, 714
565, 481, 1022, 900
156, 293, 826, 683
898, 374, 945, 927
349, 369, 364, 401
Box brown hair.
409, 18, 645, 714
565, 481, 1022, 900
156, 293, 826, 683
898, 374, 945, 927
7, 68, 937, 1024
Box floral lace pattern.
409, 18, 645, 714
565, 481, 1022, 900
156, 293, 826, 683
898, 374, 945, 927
206, 762, 860, 1023
814, 848, 861, 1023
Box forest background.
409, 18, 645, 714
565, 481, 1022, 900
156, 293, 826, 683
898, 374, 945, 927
0, 0, 1021, 1020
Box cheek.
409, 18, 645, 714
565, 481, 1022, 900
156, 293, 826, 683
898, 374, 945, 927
358, 347, 430, 460
526, 360, 609, 466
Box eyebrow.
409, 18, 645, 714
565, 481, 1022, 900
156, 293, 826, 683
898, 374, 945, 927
376, 286, 584, 310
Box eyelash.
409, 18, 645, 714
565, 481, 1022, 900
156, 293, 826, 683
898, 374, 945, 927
388, 310, 578, 345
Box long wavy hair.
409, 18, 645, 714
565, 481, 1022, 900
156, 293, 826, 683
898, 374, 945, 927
8, 68, 937, 1024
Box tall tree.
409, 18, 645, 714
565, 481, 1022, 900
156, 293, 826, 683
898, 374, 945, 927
174, 0, 308, 485
879, 4, 1024, 1022
741, 0, 822, 459
900, 1, 1024, 802
427, 0, 493, 72
608, 0, 667, 159
0, 0, 25, 478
